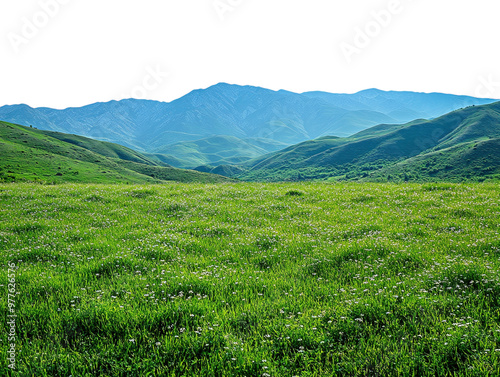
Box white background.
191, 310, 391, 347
1, 0, 499, 108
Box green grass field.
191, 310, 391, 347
1, 182, 499, 376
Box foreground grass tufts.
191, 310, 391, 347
0, 182, 499, 376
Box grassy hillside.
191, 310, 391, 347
193, 164, 247, 178
0, 121, 231, 184
238, 102, 500, 182
1, 182, 499, 375
367, 138, 500, 182
153, 135, 288, 168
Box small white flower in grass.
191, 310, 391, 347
129, 339, 135, 343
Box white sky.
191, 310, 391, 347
1, 0, 499, 108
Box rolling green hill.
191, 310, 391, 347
193, 164, 247, 178
366, 138, 500, 182
237, 102, 500, 182
153, 135, 288, 168
0, 121, 232, 184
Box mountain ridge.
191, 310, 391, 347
0, 84, 495, 170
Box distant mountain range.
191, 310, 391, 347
0, 83, 496, 168
235, 101, 500, 182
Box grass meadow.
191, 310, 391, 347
0, 182, 499, 376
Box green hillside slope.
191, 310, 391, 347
153, 135, 288, 168
0, 121, 231, 184
367, 138, 500, 182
